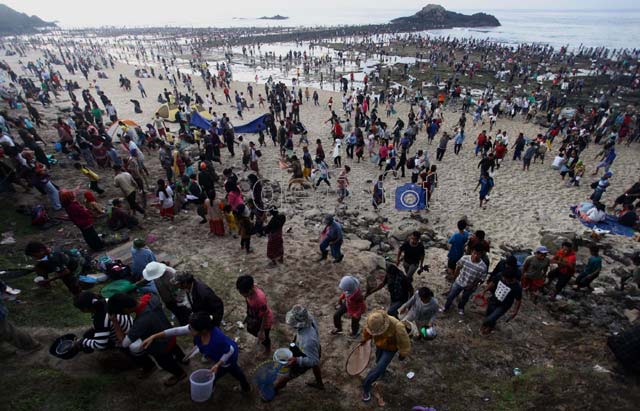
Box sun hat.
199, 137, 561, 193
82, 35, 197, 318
142, 261, 167, 281
285, 304, 310, 329
365, 310, 390, 336
535, 246, 549, 254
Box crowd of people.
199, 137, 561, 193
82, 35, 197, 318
1, 29, 640, 406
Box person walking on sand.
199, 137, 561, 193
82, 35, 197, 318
271, 305, 324, 398
475, 172, 494, 208
331, 275, 366, 337
113, 165, 145, 216
317, 214, 344, 263
436, 132, 451, 161
443, 245, 488, 315
236, 275, 273, 356
360, 310, 411, 403
264, 209, 286, 267
396, 231, 425, 284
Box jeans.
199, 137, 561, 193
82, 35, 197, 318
444, 282, 475, 311
436, 148, 446, 161
333, 302, 360, 334
363, 348, 396, 395
482, 301, 507, 328
403, 262, 419, 284
216, 361, 250, 390
45, 180, 62, 210
320, 238, 342, 259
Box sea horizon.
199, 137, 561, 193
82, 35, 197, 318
36, 8, 640, 50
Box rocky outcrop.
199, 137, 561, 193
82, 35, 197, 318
391, 4, 500, 29
258, 15, 289, 20
0, 4, 56, 35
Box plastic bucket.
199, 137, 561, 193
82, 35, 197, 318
190, 369, 215, 402
273, 348, 292, 376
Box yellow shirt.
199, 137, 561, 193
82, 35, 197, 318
363, 315, 411, 357
80, 166, 100, 181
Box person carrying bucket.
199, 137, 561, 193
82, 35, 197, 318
271, 305, 324, 398
142, 312, 250, 393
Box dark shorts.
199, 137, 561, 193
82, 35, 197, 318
447, 258, 459, 270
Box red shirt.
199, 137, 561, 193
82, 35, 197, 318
554, 249, 576, 275
495, 143, 507, 159
477, 133, 487, 146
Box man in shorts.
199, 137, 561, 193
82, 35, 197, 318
521, 246, 550, 302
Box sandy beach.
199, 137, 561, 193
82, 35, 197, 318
2, 44, 640, 409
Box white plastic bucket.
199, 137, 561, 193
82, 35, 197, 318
190, 369, 215, 402
273, 348, 293, 376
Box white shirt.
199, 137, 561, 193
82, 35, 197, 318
158, 186, 174, 208
586, 207, 606, 223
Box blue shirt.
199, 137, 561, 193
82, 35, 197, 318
454, 132, 465, 144
194, 327, 239, 365
447, 231, 469, 261
131, 247, 157, 278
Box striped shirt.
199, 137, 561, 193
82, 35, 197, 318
82, 309, 133, 350
455, 255, 488, 288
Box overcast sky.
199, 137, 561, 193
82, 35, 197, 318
6, 0, 639, 27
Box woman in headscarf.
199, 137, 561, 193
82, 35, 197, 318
264, 209, 286, 267
60, 189, 104, 251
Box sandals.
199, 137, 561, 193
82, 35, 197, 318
330, 329, 343, 335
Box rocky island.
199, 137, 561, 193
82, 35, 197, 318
0, 4, 56, 35
258, 15, 289, 20
391, 4, 500, 29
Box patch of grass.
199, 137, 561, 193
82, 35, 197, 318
7, 273, 87, 328
0, 198, 39, 237
2, 366, 117, 411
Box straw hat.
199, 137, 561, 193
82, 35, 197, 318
142, 261, 167, 281
365, 310, 390, 336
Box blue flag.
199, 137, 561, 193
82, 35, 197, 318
395, 183, 426, 211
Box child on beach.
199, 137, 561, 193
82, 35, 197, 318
235, 204, 253, 253
74, 162, 104, 194
204, 190, 225, 236
331, 275, 366, 337
156, 179, 174, 221
223, 204, 238, 237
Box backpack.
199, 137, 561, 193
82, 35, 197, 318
31, 205, 49, 226
407, 157, 416, 169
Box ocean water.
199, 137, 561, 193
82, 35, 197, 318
157, 8, 640, 51
431, 9, 640, 50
